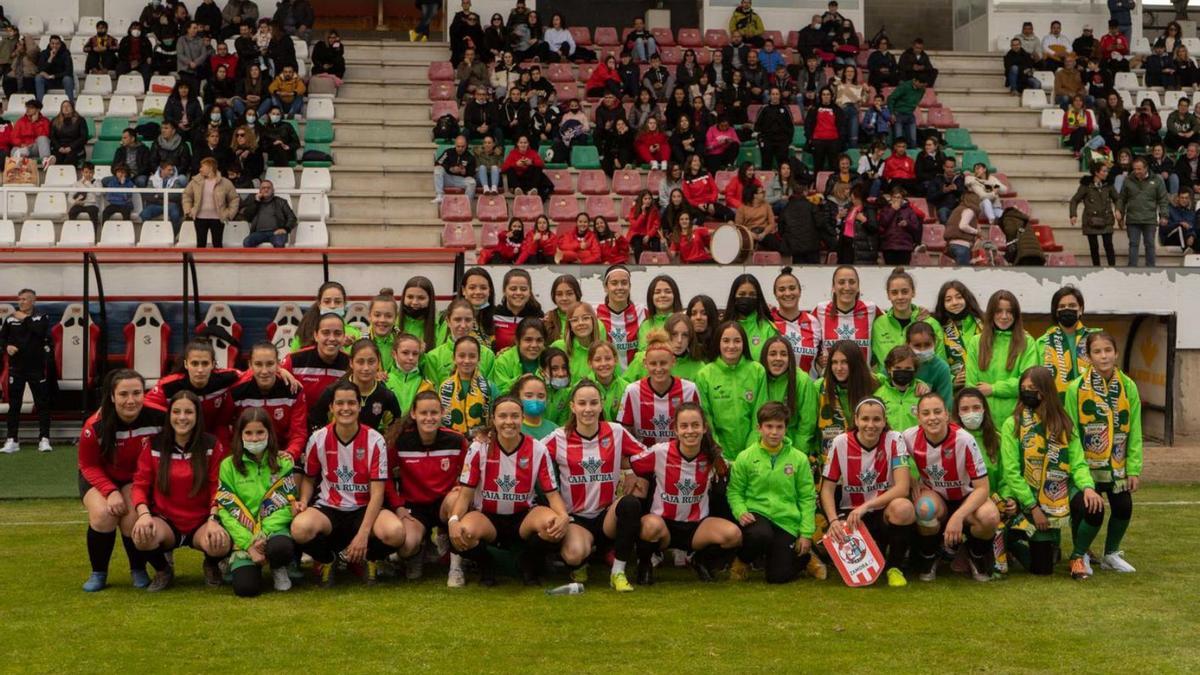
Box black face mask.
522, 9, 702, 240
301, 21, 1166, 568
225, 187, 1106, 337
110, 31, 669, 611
891, 368, 915, 387
1019, 390, 1042, 409
402, 304, 427, 317
1056, 309, 1079, 328
948, 308, 970, 321
733, 296, 758, 317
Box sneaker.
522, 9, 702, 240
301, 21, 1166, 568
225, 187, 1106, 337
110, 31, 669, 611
967, 558, 992, 582
419, 34, 428, 42
918, 565, 937, 582
0, 438, 18, 454
147, 567, 174, 592
315, 562, 334, 588
1069, 557, 1090, 580
430, 195, 444, 204
689, 554, 715, 582
729, 558, 750, 582
82, 571, 108, 592
409, 29, 418, 41
570, 565, 589, 583
365, 560, 379, 586
130, 568, 150, 589
37, 438, 52, 452
886, 568, 907, 588
1083, 551, 1095, 576
272, 566, 292, 591
405, 555, 424, 580
672, 549, 687, 567
805, 555, 828, 580
446, 565, 466, 588
513, 188, 525, 196
1101, 551, 1136, 573
287, 561, 304, 581
203, 558, 222, 587
609, 571, 634, 592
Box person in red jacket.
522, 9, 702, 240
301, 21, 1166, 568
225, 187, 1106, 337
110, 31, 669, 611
1099, 20, 1129, 60
131, 390, 230, 591
222, 342, 308, 462
78, 369, 167, 592
682, 154, 735, 222
0, 119, 13, 159
1060, 94, 1097, 158
557, 212, 602, 264
585, 53, 623, 98
723, 162, 762, 210
10, 99, 53, 167
594, 215, 631, 264
516, 214, 558, 263
479, 217, 526, 264
145, 340, 241, 436
627, 189, 667, 259
671, 211, 715, 263
281, 312, 351, 407
882, 137, 918, 195
501, 134, 549, 199
635, 117, 671, 170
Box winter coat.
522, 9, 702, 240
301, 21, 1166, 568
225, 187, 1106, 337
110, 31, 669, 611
781, 194, 837, 255
877, 200, 923, 252
998, 207, 1044, 263
1068, 176, 1118, 235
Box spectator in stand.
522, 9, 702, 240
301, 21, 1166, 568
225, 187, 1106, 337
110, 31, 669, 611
927, 156, 964, 224
482, 15, 508, 63
600, 117, 636, 176
1073, 24, 1099, 61
507, 0, 530, 29
642, 52, 672, 103
723, 30, 751, 71
765, 161, 798, 217
724, 162, 761, 210
273, 0, 314, 41
1098, 91, 1131, 152
628, 190, 666, 259
206, 66, 238, 124
729, 0, 766, 47
964, 162, 1006, 224
831, 20, 860, 66
887, 75, 925, 147
667, 211, 711, 262
151, 121, 194, 175
164, 81, 204, 135
69, 162, 101, 227
115, 128, 154, 186
1165, 189, 1198, 251
432, 134, 477, 204
210, 34, 240, 75
796, 14, 830, 63
234, 22, 259, 76
455, 47, 488, 101
704, 116, 741, 172
229, 124, 266, 179
1157, 21, 1185, 56
556, 95, 588, 144
758, 39, 785, 75
525, 66, 554, 107
101, 163, 136, 221
1053, 53, 1089, 109
659, 162, 684, 208
177, 21, 213, 88
1100, 39, 1130, 91
943, 192, 981, 265
882, 137, 917, 195
1004, 38, 1040, 96
835, 65, 865, 147
268, 64, 306, 118
914, 136, 946, 185
743, 50, 769, 102
1144, 40, 1170, 88
737, 184, 783, 252
664, 86, 690, 129
151, 26, 179, 77
868, 36, 899, 90
501, 135, 550, 200
1166, 99, 1197, 152
805, 87, 842, 173
635, 117, 671, 170
1108, 0, 1136, 42
1099, 20, 1129, 60
586, 54, 623, 98
1170, 45, 1198, 89
724, 68, 753, 127
508, 12, 547, 63
682, 153, 735, 222
544, 14, 596, 64
618, 52, 642, 98
183, 157, 241, 247
676, 49, 703, 92
858, 141, 887, 196
1061, 93, 1098, 160
877, 186, 922, 264
796, 54, 828, 112
781, 189, 836, 263
195, 126, 233, 171
1070, 162, 1120, 266
1129, 99, 1163, 148
490, 51, 520, 100
474, 135, 503, 194
691, 73, 719, 113
34, 34, 73, 104
139, 1, 175, 40
259, 105, 300, 167
84, 21, 120, 75
462, 87, 497, 143
449, 0, 484, 64
625, 17, 658, 63
221, 0, 260, 40
593, 91, 626, 148
499, 87, 532, 147
898, 38, 938, 87
861, 98, 892, 148
195, 0, 224, 37
1175, 142, 1200, 196
1112, 147, 1134, 192
1146, 142, 1178, 193
1041, 21, 1071, 70
1117, 157, 1169, 267
412, 0, 441, 44
757, 87, 795, 170
140, 159, 187, 234
49, 100, 87, 167
242, 179, 297, 248
1013, 22, 1042, 65
1, 25, 37, 97
671, 115, 701, 166
11, 99, 52, 168
823, 154, 857, 199
231, 63, 270, 120
529, 97, 560, 149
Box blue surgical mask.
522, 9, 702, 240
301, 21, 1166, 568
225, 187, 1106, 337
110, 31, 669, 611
522, 398, 546, 417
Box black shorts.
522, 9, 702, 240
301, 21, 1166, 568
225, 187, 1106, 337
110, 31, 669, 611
317, 504, 368, 552
484, 511, 526, 548
78, 471, 130, 500
403, 500, 444, 532
572, 512, 609, 544
163, 517, 204, 551
837, 508, 888, 542
665, 519, 701, 552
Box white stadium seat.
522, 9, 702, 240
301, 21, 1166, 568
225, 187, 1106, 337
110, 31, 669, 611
107, 95, 140, 118
1135, 90, 1162, 109
51, 17, 76, 37
6, 192, 28, 219
44, 165, 78, 186
31, 192, 68, 219
16, 220, 55, 247
345, 302, 369, 333
293, 220, 329, 247
201, 304, 240, 368
108, 18, 131, 38
1164, 90, 1188, 111
20, 16, 43, 37
1132, 36, 1152, 55
41, 94, 68, 115
55, 304, 96, 390
269, 303, 304, 358
176, 221, 197, 247
115, 75, 145, 96
84, 74, 113, 96
75, 94, 105, 118
224, 220, 250, 246
305, 98, 335, 120
149, 75, 176, 92
97, 220, 135, 246
69, 35, 88, 55
72, 54, 86, 77
141, 94, 168, 115
1040, 108, 1064, 131
59, 220, 97, 246
93, 165, 112, 181
300, 167, 331, 190
1021, 88, 1049, 109
1032, 71, 1054, 92
1118, 89, 1134, 110
0, 219, 14, 246
297, 194, 328, 221
137, 221, 176, 247
127, 303, 170, 383
77, 16, 102, 37
1185, 38, 1200, 55
1113, 72, 1139, 92
265, 166, 296, 189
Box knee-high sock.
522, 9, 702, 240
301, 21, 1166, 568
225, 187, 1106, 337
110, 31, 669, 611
612, 496, 641, 564
915, 532, 940, 573
1071, 520, 1103, 559
885, 523, 914, 570
305, 532, 334, 565
966, 532, 993, 572
120, 534, 154, 571
1105, 490, 1134, 554
87, 528, 117, 574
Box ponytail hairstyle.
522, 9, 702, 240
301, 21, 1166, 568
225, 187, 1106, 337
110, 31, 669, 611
397, 276, 439, 349
823, 339, 880, 413
1084, 330, 1119, 360
231, 407, 281, 476
978, 290, 1028, 371
884, 266, 915, 302
97, 369, 147, 463
760, 335, 798, 414
296, 281, 348, 348
174, 339, 217, 376
1017, 366, 1074, 442
829, 265, 861, 306
564, 379, 605, 434
672, 402, 722, 466
952, 386, 999, 464
932, 279, 983, 325
385, 389, 441, 447
773, 266, 802, 310
444, 297, 480, 340
850, 397, 889, 433
501, 268, 543, 316
513, 373, 549, 399
155, 390, 210, 497
458, 266, 495, 336
640, 328, 676, 372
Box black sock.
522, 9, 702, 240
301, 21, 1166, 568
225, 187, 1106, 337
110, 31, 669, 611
119, 535, 145, 572
967, 533, 993, 572
87, 528, 116, 574
305, 532, 334, 565
520, 536, 549, 577
203, 554, 223, 567
916, 532, 940, 573
613, 496, 641, 563
457, 541, 491, 565
886, 523, 914, 570
145, 548, 169, 572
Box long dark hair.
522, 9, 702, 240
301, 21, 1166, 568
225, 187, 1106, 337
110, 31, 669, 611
673, 402, 722, 465
713, 320, 752, 363
155, 391, 210, 497
664, 312, 703, 362
397, 275, 439, 349
823, 340, 880, 412
172, 339, 217, 377
952, 386, 999, 464
979, 290, 1028, 371
501, 268, 543, 316
686, 294, 720, 361
97, 368, 147, 463
1017, 366, 1074, 441
933, 279, 984, 325
458, 266, 496, 336
230, 407, 282, 476
545, 274, 582, 343
760, 335, 798, 414
723, 273, 773, 323
646, 274, 683, 315
296, 281, 347, 348
345, 338, 382, 385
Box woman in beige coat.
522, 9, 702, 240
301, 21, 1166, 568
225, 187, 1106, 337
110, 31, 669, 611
182, 157, 241, 248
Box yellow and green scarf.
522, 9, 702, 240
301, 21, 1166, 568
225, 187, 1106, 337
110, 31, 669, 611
1042, 325, 1094, 393
438, 373, 492, 436
1019, 408, 1071, 527
943, 319, 969, 384
816, 384, 849, 467
1076, 366, 1132, 490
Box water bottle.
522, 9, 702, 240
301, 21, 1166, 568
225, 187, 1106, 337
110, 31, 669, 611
545, 582, 585, 596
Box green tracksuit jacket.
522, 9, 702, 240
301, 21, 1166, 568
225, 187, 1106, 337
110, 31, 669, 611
728, 439, 817, 537
965, 329, 1038, 425
216, 454, 296, 552
697, 357, 767, 462
871, 306, 946, 368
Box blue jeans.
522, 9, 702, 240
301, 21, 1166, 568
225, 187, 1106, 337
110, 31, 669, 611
1168, 173, 1180, 194
1056, 94, 1095, 110
893, 111, 917, 147
35, 74, 74, 103
476, 165, 500, 190
416, 1, 439, 35
841, 103, 859, 146
633, 37, 658, 62
937, 205, 953, 224
947, 242, 973, 265
270, 96, 304, 117
140, 203, 182, 231
244, 230, 288, 248
1006, 66, 1039, 93
1127, 222, 1156, 267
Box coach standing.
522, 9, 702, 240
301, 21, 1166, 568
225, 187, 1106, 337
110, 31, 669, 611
1, 289, 54, 453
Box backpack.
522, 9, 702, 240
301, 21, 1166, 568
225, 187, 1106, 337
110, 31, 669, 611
433, 114, 459, 141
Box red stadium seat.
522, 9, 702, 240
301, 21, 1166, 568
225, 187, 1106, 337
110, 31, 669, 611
594, 26, 619, 46
748, 104, 763, 122
651, 27, 675, 46
579, 63, 597, 83
427, 61, 454, 81
1033, 225, 1063, 252
548, 195, 580, 222
988, 225, 1007, 248
921, 223, 947, 251
480, 221, 507, 247
546, 169, 573, 194
577, 170, 609, 195
696, 49, 712, 65
815, 171, 832, 193
908, 197, 934, 223
555, 83, 579, 101
639, 251, 671, 264
660, 46, 682, 65
646, 169, 666, 193
431, 100, 459, 120
585, 195, 618, 220
705, 29, 729, 48
786, 31, 800, 49
856, 49, 872, 68
428, 82, 455, 101
1002, 198, 1033, 218
476, 195, 508, 222
441, 222, 476, 248
439, 195, 472, 221
762, 30, 783, 46
919, 88, 941, 108
926, 107, 958, 128
512, 195, 545, 220
1046, 251, 1077, 266
569, 26, 592, 46
751, 251, 782, 265
994, 173, 1017, 198
715, 170, 736, 192
910, 250, 938, 266
789, 105, 803, 124
613, 168, 644, 195
618, 195, 637, 217
678, 28, 702, 48
548, 63, 575, 82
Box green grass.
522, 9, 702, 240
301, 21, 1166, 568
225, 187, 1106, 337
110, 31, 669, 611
2, 448, 1199, 671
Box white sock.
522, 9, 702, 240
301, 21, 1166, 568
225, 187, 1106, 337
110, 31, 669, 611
449, 553, 462, 571
612, 559, 626, 575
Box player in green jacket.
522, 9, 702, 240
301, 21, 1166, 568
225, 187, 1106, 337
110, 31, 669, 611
549, 302, 608, 384
637, 275, 683, 349
874, 345, 927, 433
395, 276, 447, 350
965, 290, 1039, 425
999, 366, 1103, 579
288, 281, 361, 353
385, 334, 431, 415
1063, 331, 1142, 574
759, 336, 818, 455
587, 341, 630, 422
491, 317, 548, 395
215, 407, 297, 597
907, 322, 953, 404
722, 274, 779, 360
421, 299, 496, 386
697, 321, 767, 462
953, 386, 1011, 574
871, 268, 946, 369
543, 347, 573, 425
934, 279, 984, 390
1036, 286, 1098, 395
727, 403, 817, 584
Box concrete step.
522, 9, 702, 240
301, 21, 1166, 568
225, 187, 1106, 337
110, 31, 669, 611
977, 149, 1081, 173
952, 107, 1043, 129
335, 100, 438, 123
342, 63, 431, 80
329, 192, 438, 220
330, 166, 429, 189
997, 172, 1085, 200
333, 121, 433, 144
967, 127, 1064, 150
327, 218, 444, 247
330, 142, 436, 167
935, 71, 1006, 90
936, 89, 1022, 109
341, 42, 451, 62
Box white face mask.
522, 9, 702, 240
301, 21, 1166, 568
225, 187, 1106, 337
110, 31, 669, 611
131, 29, 142, 37
210, 113, 222, 122
960, 412, 984, 431
243, 439, 269, 456
549, 376, 569, 389
269, 113, 282, 123
913, 348, 935, 363
246, 114, 256, 123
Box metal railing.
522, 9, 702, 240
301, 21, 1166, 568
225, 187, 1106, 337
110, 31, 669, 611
0, 185, 330, 223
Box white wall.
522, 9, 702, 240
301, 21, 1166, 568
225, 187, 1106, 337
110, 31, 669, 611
702, 0, 864, 35
3, 0, 80, 23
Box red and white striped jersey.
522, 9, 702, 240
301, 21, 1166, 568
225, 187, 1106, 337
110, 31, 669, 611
771, 307, 823, 375
303, 424, 388, 511
822, 430, 909, 511
617, 377, 700, 445
812, 299, 880, 366
459, 434, 558, 515
903, 424, 988, 501
543, 422, 648, 518
596, 303, 648, 369
629, 440, 715, 522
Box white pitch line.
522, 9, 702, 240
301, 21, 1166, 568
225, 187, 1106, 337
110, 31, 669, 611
3, 520, 86, 526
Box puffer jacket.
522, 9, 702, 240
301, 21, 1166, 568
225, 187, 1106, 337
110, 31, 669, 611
945, 192, 983, 247
1117, 173, 1169, 226
1068, 175, 1118, 235
851, 202, 880, 264
780, 194, 837, 255
877, 199, 923, 252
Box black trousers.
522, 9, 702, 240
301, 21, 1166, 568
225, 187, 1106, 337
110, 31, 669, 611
1087, 233, 1116, 266
810, 139, 841, 173
6, 370, 51, 439
737, 516, 806, 583
195, 218, 225, 248
759, 142, 790, 170
68, 204, 100, 227
882, 250, 912, 265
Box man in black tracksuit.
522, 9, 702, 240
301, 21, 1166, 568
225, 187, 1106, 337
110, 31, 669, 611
1, 289, 53, 453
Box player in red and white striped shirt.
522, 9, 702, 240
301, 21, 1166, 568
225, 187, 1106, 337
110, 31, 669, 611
595, 265, 647, 370
290, 382, 405, 587
629, 404, 741, 585
543, 381, 648, 592
617, 342, 700, 445
905, 393, 1000, 582
771, 268, 823, 376
812, 266, 881, 368
447, 397, 569, 586
820, 398, 916, 587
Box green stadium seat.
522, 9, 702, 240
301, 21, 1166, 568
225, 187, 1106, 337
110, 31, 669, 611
737, 144, 762, 168
945, 128, 975, 150
91, 140, 121, 165
302, 143, 334, 167
539, 144, 567, 169
100, 118, 131, 141
304, 120, 334, 144
962, 149, 995, 172
791, 127, 807, 147
845, 148, 861, 165
570, 145, 601, 169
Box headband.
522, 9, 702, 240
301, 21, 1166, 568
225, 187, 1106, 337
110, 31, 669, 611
854, 397, 886, 415
604, 264, 630, 282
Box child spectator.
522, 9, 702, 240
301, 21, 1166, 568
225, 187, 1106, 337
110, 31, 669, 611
68, 162, 100, 227
964, 162, 1007, 223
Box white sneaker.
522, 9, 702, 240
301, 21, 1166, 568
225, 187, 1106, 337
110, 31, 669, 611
38, 438, 52, 452
446, 565, 465, 588
918, 566, 937, 582
0, 438, 18, 454
1082, 552, 1094, 576
430, 195, 444, 204
1101, 551, 1136, 573
272, 566, 293, 591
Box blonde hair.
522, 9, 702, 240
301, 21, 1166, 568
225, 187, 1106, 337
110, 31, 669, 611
231, 124, 258, 150
199, 157, 220, 175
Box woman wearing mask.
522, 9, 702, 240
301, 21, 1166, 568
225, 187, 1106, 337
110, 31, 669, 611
871, 267, 946, 368
396, 276, 444, 351
722, 274, 779, 360
953, 387, 1011, 573
1036, 286, 1098, 395
966, 290, 1038, 423
873, 345, 929, 432
697, 322, 767, 463
541, 347, 575, 425
907, 322, 953, 404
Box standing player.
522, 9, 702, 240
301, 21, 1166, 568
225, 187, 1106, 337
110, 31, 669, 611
222, 342, 308, 462
871, 268, 946, 368
966, 290, 1038, 424
618, 331, 701, 446
933, 280, 983, 391
448, 397, 568, 586
819, 398, 916, 587
282, 312, 351, 409
723, 275, 780, 361
595, 265, 647, 370
771, 268, 822, 376
1, 288, 53, 453
544, 381, 649, 592
145, 340, 242, 435
1037, 286, 1097, 394
812, 266, 881, 367
760, 335, 818, 455
385, 333, 430, 415
696, 322, 767, 464
904, 393, 1000, 582
290, 382, 405, 587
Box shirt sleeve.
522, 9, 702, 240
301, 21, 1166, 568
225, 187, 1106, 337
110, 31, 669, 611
821, 436, 843, 482
303, 432, 322, 478
999, 417, 1035, 509
369, 433, 388, 481
458, 443, 482, 488
628, 443, 658, 477
130, 441, 155, 510
616, 425, 649, 458
78, 420, 119, 497
534, 443, 559, 493
963, 431, 988, 480
284, 388, 308, 462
